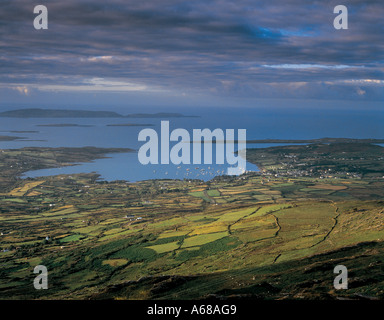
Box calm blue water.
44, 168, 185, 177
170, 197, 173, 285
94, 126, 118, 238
0, 106, 382, 182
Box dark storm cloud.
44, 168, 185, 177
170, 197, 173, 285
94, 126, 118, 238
1, 0, 383, 101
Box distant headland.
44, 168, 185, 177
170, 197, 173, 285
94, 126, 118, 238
0, 108, 199, 119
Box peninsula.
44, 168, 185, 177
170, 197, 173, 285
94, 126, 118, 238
0, 108, 198, 119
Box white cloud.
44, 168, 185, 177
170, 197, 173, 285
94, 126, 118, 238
36, 77, 148, 92
15, 86, 30, 95
82, 56, 115, 62
262, 64, 365, 69
356, 88, 366, 96
262, 64, 363, 70
325, 79, 384, 86
344, 79, 384, 85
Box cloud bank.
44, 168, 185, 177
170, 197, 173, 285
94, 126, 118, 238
1, 0, 383, 106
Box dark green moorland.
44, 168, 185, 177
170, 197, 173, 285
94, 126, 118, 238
0, 141, 383, 300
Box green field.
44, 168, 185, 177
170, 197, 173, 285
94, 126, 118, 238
0, 143, 384, 300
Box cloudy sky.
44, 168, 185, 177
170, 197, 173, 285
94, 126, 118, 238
1, 0, 383, 109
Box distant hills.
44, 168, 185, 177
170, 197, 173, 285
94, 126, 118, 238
0, 108, 198, 118
0, 108, 121, 118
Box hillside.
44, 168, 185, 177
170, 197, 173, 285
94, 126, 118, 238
0, 142, 383, 300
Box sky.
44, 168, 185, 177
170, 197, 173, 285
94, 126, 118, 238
0, 0, 383, 110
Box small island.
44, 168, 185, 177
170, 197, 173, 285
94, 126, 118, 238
106, 123, 154, 127
37, 124, 94, 127
1, 130, 40, 134
0, 135, 24, 141
125, 112, 199, 118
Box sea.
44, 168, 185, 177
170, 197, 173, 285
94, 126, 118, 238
0, 106, 383, 182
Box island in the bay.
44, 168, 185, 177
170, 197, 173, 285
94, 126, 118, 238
106, 123, 155, 127
0, 135, 25, 141
0, 108, 199, 119
37, 124, 94, 127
